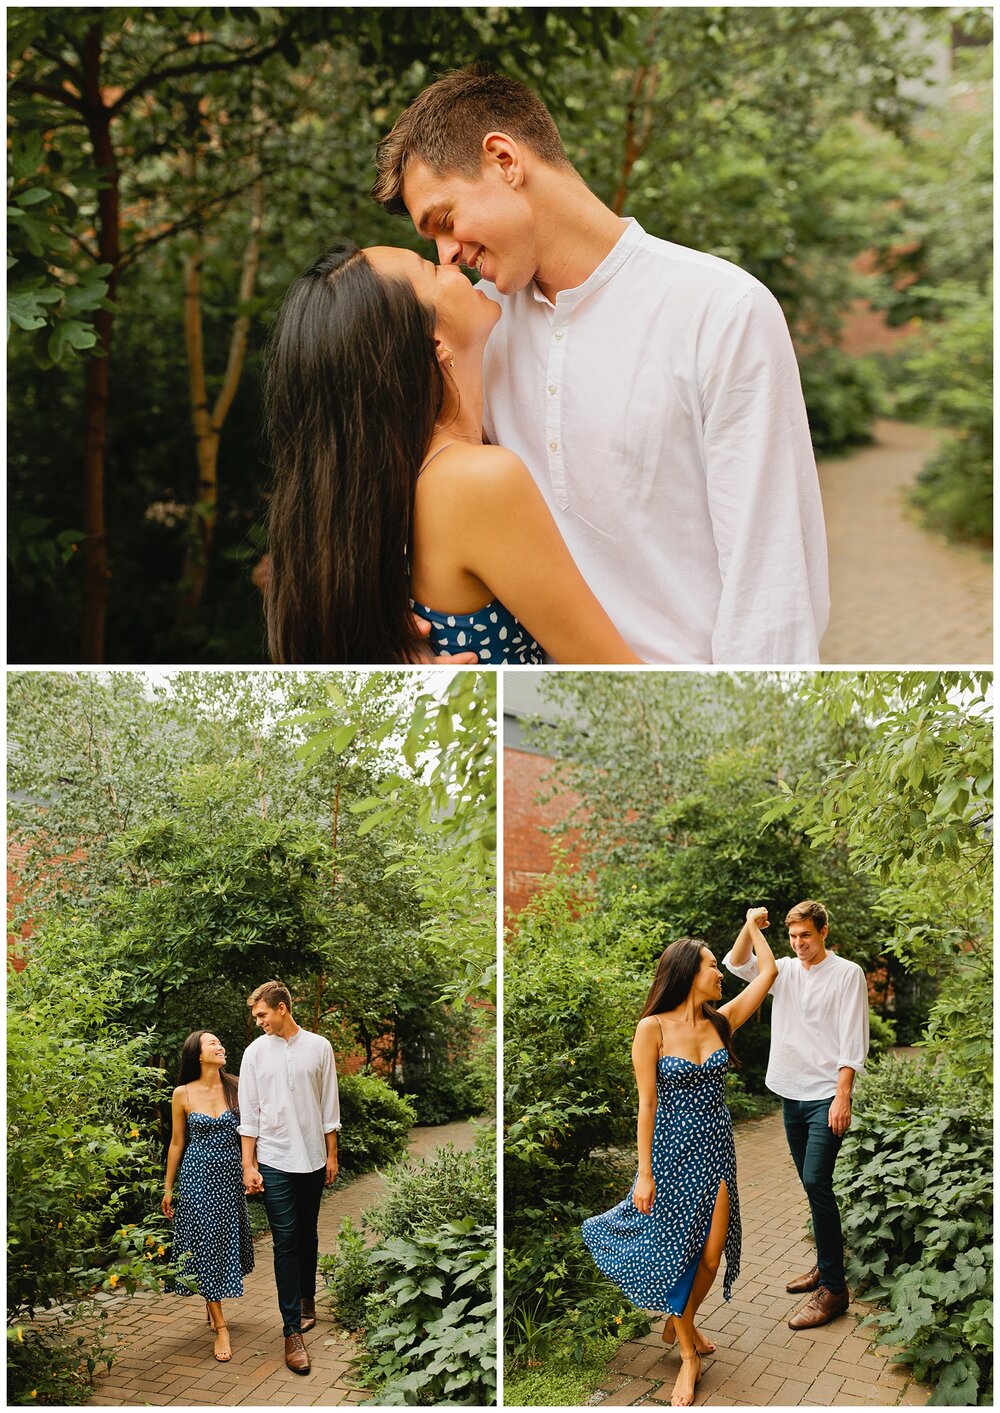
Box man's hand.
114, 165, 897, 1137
411, 613, 478, 665
746, 906, 769, 929
243, 1165, 265, 1194
827, 1095, 852, 1136
632, 1173, 656, 1215
325, 1154, 339, 1186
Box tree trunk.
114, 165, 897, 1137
177, 179, 263, 633
80, 24, 120, 662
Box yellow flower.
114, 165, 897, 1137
57, 1222, 62, 1229
129, 1128, 140, 1138
146, 1236, 155, 1246
109, 1274, 120, 1288
30, 1391, 37, 1399
16, 1328, 24, 1344
157, 1245, 166, 1257
614, 1315, 623, 1325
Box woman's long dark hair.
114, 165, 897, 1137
177, 1031, 240, 1111
263, 240, 445, 663
640, 937, 740, 1068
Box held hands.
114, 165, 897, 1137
746, 906, 769, 929
243, 1165, 265, 1195
827, 1095, 852, 1136
632, 1173, 656, 1215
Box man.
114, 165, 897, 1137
723, 900, 869, 1329
238, 980, 341, 1375
373, 68, 829, 665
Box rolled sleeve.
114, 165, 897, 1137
722, 948, 759, 982
838, 966, 871, 1076
321, 1041, 341, 1133
702, 285, 829, 664
236, 1048, 260, 1138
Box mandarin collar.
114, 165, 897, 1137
530, 216, 645, 309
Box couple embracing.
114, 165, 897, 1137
264, 68, 828, 666
582, 901, 870, 1407
162, 981, 339, 1376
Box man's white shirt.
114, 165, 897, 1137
237, 1028, 341, 1172
480, 218, 829, 664
721, 949, 869, 1100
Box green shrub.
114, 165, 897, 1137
799, 348, 882, 455
867, 1008, 898, 1059
836, 1057, 992, 1406
337, 1070, 417, 1173
318, 1217, 370, 1331
364, 1136, 496, 1240
893, 283, 993, 546
362, 1219, 496, 1405
399, 1058, 484, 1126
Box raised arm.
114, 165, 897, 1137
161, 1087, 188, 1218
458, 448, 645, 664
719, 908, 778, 1033
630, 1017, 660, 1215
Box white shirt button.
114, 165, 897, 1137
554, 330, 564, 340
548, 385, 557, 394
549, 440, 559, 452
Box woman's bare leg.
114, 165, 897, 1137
671, 1182, 730, 1406
206, 1300, 231, 1361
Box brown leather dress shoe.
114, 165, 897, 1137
788, 1285, 850, 1330
300, 1296, 317, 1333
786, 1264, 820, 1294
284, 1331, 311, 1374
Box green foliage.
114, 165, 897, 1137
363, 1137, 497, 1241
866, 1008, 897, 1060
321, 1144, 497, 1404
504, 1334, 623, 1407
337, 1071, 417, 1174
836, 1058, 992, 1405
363, 1219, 496, 1405
895, 284, 993, 545
319, 1217, 371, 1331
798, 349, 882, 455
7, 956, 176, 1403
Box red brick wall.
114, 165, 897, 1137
504, 747, 585, 918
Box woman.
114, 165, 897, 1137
264, 241, 643, 665
582, 909, 777, 1407
163, 1032, 254, 1363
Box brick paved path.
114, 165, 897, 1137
86, 1120, 479, 1407
818, 419, 992, 665
591, 1111, 931, 1408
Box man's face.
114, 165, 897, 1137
401, 156, 538, 296
253, 1002, 284, 1034
787, 919, 828, 966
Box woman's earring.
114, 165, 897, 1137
440, 347, 455, 370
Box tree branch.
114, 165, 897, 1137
109, 23, 295, 116
8, 77, 86, 113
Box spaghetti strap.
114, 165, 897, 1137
417, 442, 461, 478
654, 1016, 665, 1058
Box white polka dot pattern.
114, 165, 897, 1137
581, 1048, 742, 1314
410, 596, 544, 664
169, 1110, 255, 1300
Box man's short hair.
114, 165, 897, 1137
373, 66, 573, 215
247, 980, 292, 1011
785, 900, 829, 931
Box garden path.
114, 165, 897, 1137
818, 419, 992, 664
589, 1109, 932, 1408
86, 1119, 479, 1407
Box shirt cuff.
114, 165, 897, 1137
722, 949, 757, 980
236, 1123, 259, 1138
323, 1123, 342, 1133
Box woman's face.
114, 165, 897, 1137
364, 245, 501, 356
697, 947, 724, 1001
199, 1033, 227, 1067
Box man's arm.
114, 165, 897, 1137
702, 284, 830, 665
829, 965, 871, 1135
320, 1042, 341, 1185
236, 1050, 264, 1191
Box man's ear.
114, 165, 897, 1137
482, 131, 524, 189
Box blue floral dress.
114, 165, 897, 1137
169, 1109, 254, 1300
581, 1047, 741, 1314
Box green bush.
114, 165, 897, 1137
399, 1058, 485, 1126
364, 1136, 496, 1240
363, 1219, 496, 1405
8, 948, 177, 1403
867, 1008, 898, 1059
799, 347, 882, 455
318, 1217, 370, 1331
337, 1070, 417, 1174
836, 1057, 992, 1406
893, 283, 993, 546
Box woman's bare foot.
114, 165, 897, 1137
661, 1317, 716, 1354
671, 1352, 701, 1407
213, 1323, 232, 1362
